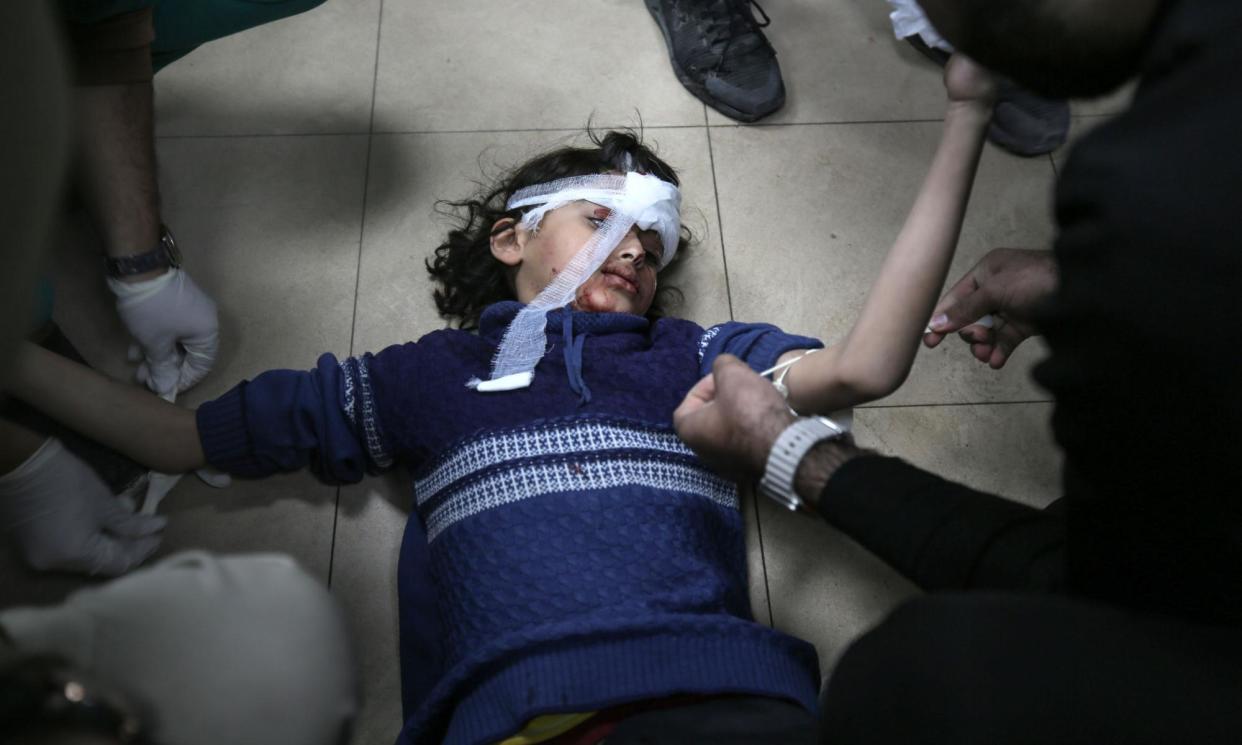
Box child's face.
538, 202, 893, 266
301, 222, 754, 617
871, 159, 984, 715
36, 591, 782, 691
492, 201, 665, 315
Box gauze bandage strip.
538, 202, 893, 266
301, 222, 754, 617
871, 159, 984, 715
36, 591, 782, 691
886, 0, 953, 52
470, 172, 681, 393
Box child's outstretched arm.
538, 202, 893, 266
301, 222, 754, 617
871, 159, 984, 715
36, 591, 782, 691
11, 342, 206, 473
11, 340, 402, 485
782, 55, 997, 414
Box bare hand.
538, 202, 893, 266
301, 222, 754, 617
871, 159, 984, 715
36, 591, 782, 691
944, 53, 998, 106
924, 248, 1057, 368
673, 355, 795, 481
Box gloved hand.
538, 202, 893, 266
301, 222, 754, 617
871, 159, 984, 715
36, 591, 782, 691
108, 266, 219, 396
0, 437, 166, 576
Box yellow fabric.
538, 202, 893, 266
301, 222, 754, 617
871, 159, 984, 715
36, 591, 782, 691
496, 711, 597, 745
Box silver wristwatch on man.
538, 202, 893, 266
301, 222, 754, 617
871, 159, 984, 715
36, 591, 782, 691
759, 416, 849, 511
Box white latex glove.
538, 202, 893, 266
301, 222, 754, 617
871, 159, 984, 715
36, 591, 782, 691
0, 437, 167, 576
109, 267, 219, 397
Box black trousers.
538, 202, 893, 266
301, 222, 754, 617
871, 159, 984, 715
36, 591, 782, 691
820, 593, 1242, 745
606, 696, 817, 744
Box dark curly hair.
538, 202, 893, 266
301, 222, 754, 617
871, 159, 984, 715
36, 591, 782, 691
426, 130, 691, 329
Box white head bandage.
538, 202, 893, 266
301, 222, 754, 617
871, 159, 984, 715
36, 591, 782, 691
470, 171, 681, 392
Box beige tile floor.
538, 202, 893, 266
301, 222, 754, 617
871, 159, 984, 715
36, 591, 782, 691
3, 1, 1134, 741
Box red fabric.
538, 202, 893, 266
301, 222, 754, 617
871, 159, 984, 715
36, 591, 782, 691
544, 694, 732, 745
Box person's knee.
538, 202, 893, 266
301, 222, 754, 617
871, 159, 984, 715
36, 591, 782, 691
820, 595, 991, 744
1, 552, 359, 745
176, 553, 360, 745
144, 553, 361, 745
823, 593, 1085, 745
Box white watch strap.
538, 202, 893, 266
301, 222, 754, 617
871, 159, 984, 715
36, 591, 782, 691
759, 416, 846, 511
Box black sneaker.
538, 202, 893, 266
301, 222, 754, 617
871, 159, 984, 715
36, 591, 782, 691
905, 36, 1070, 157
646, 0, 785, 123
986, 79, 1071, 157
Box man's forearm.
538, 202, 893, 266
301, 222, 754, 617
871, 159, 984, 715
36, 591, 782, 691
9, 343, 205, 473
75, 81, 164, 280
806, 448, 1066, 592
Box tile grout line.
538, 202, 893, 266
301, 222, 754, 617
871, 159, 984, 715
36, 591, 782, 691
707, 105, 764, 626
751, 494, 776, 628
705, 102, 769, 623
858, 398, 1054, 410
348, 0, 385, 357
702, 106, 735, 321
153, 118, 962, 141
326, 486, 342, 588
157, 131, 372, 140
707, 117, 943, 129
153, 124, 709, 140
331, 0, 386, 590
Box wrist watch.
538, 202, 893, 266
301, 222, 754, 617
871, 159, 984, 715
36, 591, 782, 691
105, 225, 181, 278
759, 416, 847, 512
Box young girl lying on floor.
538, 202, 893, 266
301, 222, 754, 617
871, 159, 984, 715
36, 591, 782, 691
10, 57, 995, 745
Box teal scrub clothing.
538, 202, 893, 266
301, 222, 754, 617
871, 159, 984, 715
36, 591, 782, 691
62, 0, 327, 72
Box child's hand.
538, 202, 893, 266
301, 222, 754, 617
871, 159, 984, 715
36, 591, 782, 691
944, 54, 998, 107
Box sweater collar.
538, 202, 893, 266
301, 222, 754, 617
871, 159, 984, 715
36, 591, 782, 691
479, 301, 650, 343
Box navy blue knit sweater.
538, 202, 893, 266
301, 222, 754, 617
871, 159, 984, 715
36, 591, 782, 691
196, 302, 823, 745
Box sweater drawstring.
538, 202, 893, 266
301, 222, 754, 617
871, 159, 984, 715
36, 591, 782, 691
561, 309, 591, 405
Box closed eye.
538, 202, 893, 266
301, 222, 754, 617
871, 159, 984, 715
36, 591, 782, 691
639, 231, 664, 267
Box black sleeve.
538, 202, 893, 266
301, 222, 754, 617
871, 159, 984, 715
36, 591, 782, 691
817, 455, 1064, 592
